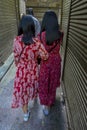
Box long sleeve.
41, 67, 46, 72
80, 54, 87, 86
38, 43, 49, 60
13, 37, 22, 66
33, 37, 49, 61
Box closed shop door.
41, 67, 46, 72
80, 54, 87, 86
62, 0, 87, 130
0, 0, 18, 66
61, 0, 71, 76
62, 0, 71, 51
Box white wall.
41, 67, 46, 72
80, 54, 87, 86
19, 0, 26, 17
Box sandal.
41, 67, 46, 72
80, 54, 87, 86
43, 106, 50, 116
23, 111, 30, 122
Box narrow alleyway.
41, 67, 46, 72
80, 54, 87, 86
0, 62, 67, 130
0, 0, 86, 129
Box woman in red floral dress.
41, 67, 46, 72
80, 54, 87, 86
11, 15, 48, 121
38, 11, 64, 115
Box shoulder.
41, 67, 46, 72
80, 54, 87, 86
39, 31, 46, 39
41, 31, 46, 37
13, 35, 23, 48
32, 16, 40, 25
58, 31, 64, 44
14, 35, 22, 42
41, 31, 46, 42
33, 38, 40, 43
60, 30, 64, 37
32, 16, 38, 22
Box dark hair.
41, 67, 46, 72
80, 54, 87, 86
18, 15, 24, 36
18, 15, 35, 45
40, 10, 61, 45
27, 8, 34, 16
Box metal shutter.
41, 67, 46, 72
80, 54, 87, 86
61, 0, 71, 51
61, 0, 71, 72
62, 0, 87, 130
0, 0, 18, 66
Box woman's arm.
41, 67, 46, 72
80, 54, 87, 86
13, 37, 21, 66
38, 43, 49, 60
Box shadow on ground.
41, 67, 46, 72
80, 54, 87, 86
11, 94, 67, 130
0, 78, 67, 130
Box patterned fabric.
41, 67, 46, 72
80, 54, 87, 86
12, 35, 48, 108
39, 31, 64, 106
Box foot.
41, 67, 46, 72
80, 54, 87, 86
43, 106, 50, 116
23, 111, 30, 122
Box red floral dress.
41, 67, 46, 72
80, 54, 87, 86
11, 35, 48, 108
38, 31, 64, 106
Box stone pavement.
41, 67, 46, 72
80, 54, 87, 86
0, 53, 14, 81
0, 61, 68, 130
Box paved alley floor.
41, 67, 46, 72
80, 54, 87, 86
0, 63, 68, 130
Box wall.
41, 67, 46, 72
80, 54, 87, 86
19, 0, 26, 17
26, 0, 61, 22
0, 0, 18, 66
62, 0, 87, 130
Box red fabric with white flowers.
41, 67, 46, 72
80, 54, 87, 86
12, 35, 48, 108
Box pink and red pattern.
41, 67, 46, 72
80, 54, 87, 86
12, 35, 48, 108
38, 31, 64, 106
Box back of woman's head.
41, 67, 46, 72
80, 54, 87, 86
27, 8, 34, 16
41, 10, 61, 45
18, 15, 35, 45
